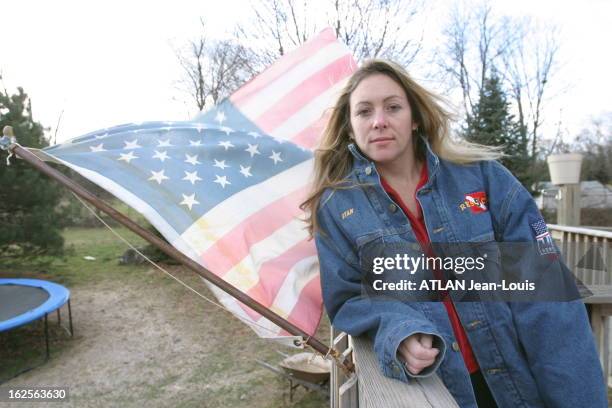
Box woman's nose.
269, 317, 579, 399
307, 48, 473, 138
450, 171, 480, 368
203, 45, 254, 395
372, 111, 388, 130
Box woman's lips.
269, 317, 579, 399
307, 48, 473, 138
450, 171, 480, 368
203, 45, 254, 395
370, 137, 394, 144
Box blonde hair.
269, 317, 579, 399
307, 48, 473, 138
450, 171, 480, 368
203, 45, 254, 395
301, 59, 502, 236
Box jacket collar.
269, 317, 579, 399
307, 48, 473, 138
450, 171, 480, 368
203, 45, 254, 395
347, 136, 440, 183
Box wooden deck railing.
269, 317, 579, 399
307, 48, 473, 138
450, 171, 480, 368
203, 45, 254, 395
549, 224, 612, 380
548, 224, 612, 285
330, 326, 459, 408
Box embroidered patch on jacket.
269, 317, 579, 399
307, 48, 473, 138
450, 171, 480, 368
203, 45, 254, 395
530, 218, 557, 255
459, 191, 488, 213
341, 208, 354, 219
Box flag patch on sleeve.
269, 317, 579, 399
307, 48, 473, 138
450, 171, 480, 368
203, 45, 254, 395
530, 218, 557, 255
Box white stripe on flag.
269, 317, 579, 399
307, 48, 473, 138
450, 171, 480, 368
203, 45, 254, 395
236, 42, 350, 119
267, 79, 348, 141
220, 218, 311, 290
205, 284, 289, 340
267, 255, 319, 317
180, 159, 313, 254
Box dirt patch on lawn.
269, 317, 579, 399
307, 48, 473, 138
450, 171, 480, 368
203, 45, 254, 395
1, 267, 328, 408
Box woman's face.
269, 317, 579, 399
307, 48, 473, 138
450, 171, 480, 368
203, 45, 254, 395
348, 73, 418, 167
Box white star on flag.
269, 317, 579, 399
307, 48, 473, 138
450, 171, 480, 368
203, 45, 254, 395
182, 170, 203, 185
124, 139, 142, 149
245, 143, 260, 157
180, 193, 199, 210
213, 175, 231, 188
148, 169, 169, 184
90, 143, 106, 152
158, 139, 172, 147
215, 111, 226, 124
248, 131, 261, 138
219, 140, 235, 150
118, 151, 138, 163
189, 139, 203, 147
219, 126, 233, 135
239, 165, 253, 178
269, 151, 283, 164
152, 150, 170, 162
213, 159, 230, 170
184, 154, 201, 165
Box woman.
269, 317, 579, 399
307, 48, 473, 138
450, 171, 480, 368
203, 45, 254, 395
301, 60, 606, 407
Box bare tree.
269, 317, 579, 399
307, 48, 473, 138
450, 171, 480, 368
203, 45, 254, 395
238, 0, 423, 67
438, 1, 560, 184
438, 2, 521, 118
502, 21, 560, 160
571, 113, 612, 184
176, 19, 258, 111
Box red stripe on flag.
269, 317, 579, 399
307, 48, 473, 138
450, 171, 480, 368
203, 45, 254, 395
201, 185, 309, 276
239, 239, 317, 321
230, 28, 338, 106
290, 112, 331, 150
248, 240, 317, 305
253, 54, 355, 134
277, 276, 323, 336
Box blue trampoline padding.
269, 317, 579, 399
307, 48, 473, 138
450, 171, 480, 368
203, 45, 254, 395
0, 279, 70, 332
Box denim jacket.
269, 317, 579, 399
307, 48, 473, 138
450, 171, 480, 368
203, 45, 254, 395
314, 142, 606, 408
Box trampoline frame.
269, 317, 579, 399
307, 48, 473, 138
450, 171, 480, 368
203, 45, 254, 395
0, 278, 74, 382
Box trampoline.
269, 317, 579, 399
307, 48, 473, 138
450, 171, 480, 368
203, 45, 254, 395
0, 278, 73, 378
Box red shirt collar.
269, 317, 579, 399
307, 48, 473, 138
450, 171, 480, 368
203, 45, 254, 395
380, 162, 428, 219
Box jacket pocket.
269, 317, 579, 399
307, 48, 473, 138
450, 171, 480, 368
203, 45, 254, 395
356, 227, 430, 302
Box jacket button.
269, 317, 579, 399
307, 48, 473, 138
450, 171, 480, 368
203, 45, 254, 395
365, 166, 372, 175
452, 342, 460, 351
467, 320, 482, 329
388, 203, 398, 213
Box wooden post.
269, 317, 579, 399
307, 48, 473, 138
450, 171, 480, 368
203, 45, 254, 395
557, 184, 581, 226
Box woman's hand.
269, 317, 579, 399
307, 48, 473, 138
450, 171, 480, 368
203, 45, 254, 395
398, 333, 440, 375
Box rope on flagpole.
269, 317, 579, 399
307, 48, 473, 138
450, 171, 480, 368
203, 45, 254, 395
71, 192, 284, 337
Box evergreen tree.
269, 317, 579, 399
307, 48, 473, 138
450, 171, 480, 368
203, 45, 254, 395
0, 87, 64, 256
465, 75, 532, 190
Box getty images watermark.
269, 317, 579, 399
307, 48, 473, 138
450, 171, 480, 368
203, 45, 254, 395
359, 242, 594, 302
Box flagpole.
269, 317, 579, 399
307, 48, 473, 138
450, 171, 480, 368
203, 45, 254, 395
1, 128, 353, 374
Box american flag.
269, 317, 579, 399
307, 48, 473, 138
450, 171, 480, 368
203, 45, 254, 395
42, 28, 356, 342
530, 218, 557, 256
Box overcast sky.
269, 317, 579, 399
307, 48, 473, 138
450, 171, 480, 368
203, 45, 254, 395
2, 0, 611, 144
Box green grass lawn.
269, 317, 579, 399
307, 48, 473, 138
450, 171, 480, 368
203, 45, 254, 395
0, 226, 148, 285
0, 226, 329, 407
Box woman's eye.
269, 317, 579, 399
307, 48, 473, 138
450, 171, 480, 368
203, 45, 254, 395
357, 109, 371, 116
387, 104, 401, 111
